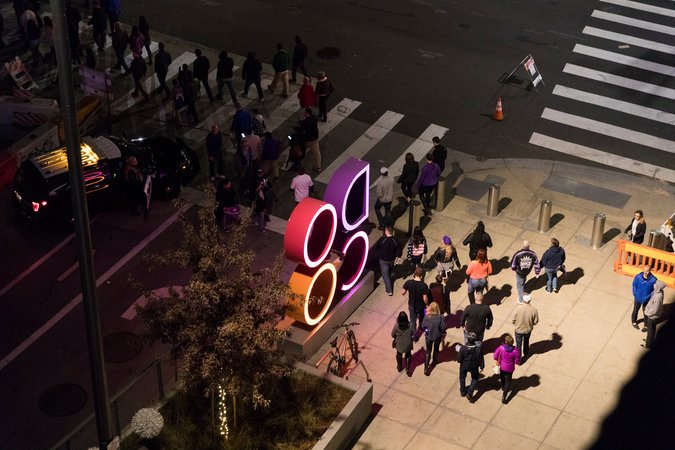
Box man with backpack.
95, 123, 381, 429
457, 332, 481, 403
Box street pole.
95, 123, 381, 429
50, 1, 113, 449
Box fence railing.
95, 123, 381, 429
52, 356, 178, 450
614, 240, 675, 287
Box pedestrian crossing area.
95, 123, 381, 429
528, 0, 675, 183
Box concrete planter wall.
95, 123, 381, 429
295, 362, 373, 450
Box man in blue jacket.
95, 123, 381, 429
632, 265, 657, 331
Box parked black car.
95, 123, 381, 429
12, 134, 199, 220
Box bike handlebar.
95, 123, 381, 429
332, 321, 360, 330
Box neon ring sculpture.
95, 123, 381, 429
283, 158, 370, 325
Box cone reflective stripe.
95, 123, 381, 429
492, 97, 503, 121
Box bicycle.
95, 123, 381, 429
315, 322, 371, 381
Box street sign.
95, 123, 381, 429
500, 54, 544, 93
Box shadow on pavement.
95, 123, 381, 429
507, 373, 542, 402
483, 284, 512, 306
561, 266, 585, 285
526, 332, 563, 359
490, 256, 511, 276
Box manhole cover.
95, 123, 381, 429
317, 47, 341, 60
103, 331, 143, 363
39, 383, 87, 417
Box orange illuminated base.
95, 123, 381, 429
287, 262, 338, 326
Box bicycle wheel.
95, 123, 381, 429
347, 330, 359, 362
327, 354, 339, 375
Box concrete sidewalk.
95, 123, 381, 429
306, 156, 675, 450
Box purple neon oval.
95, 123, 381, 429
338, 230, 369, 291
323, 158, 370, 231
303, 203, 338, 268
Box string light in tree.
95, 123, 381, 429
217, 384, 229, 439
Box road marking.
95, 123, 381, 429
318, 98, 362, 135
583, 26, 675, 55
591, 10, 675, 36
529, 132, 675, 183
563, 63, 675, 100
266, 94, 303, 133
0, 209, 182, 371
600, 0, 675, 18
0, 215, 101, 299
317, 110, 404, 184
553, 85, 675, 126
56, 249, 97, 282
572, 44, 675, 77
122, 286, 183, 320
371, 123, 448, 188
541, 108, 675, 154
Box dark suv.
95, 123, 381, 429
12, 135, 199, 219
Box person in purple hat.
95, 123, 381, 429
433, 235, 461, 280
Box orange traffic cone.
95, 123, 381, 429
492, 97, 504, 121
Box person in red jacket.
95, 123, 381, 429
297, 76, 316, 120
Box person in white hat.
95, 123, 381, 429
375, 167, 394, 230
512, 294, 539, 359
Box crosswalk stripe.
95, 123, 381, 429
563, 63, 675, 100
600, 0, 675, 18
316, 110, 404, 184
572, 44, 675, 77
266, 95, 302, 133
110, 51, 194, 114
529, 132, 675, 183
541, 107, 675, 154
553, 85, 675, 125
371, 123, 448, 188
591, 10, 675, 36
318, 98, 362, 135
583, 26, 675, 55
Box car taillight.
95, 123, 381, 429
31, 200, 47, 212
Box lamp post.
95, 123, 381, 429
50, 1, 113, 448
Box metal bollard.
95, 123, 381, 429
590, 213, 606, 249
408, 200, 423, 235
647, 230, 667, 250
486, 184, 500, 217
435, 177, 446, 212
537, 200, 552, 233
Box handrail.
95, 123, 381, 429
614, 240, 675, 288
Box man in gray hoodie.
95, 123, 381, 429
374, 167, 394, 230
644, 280, 666, 348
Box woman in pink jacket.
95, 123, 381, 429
493, 334, 520, 404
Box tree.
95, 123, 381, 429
137, 195, 294, 409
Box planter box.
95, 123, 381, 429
295, 362, 372, 450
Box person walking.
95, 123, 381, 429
407, 226, 427, 270
123, 156, 144, 215
392, 311, 414, 376
42, 16, 56, 67
493, 334, 521, 404
433, 235, 460, 279
129, 25, 144, 58
269, 43, 290, 97
632, 265, 657, 330
287, 126, 305, 171
463, 221, 493, 260
206, 126, 225, 181
510, 240, 541, 303
241, 51, 264, 101
625, 209, 647, 244
291, 35, 309, 83
643, 281, 666, 348
301, 108, 321, 172
90, 1, 107, 52
130, 53, 149, 101
215, 177, 236, 227
421, 302, 446, 376
231, 102, 252, 147
429, 274, 450, 316
398, 153, 419, 204
512, 294, 538, 359
401, 266, 429, 337
260, 131, 281, 180
106, 0, 120, 34
297, 76, 317, 120
154, 42, 172, 99
466, 248, 492, 304
540, 238, 566, 294
65, 2, 81, 64
138, 16, 152, 64
216, 50, 237, 104
314, 71, 334, 122
375, 226, 401, 297
374, 167, 394, 230
251, 109, 267, 137
180, 65, 199, 123
111, 22, 130, 73
290, 165, 313, 203
171, 79, 185, 127
457, 332, 481, 403
416, 153, 441, 216
193, 48, 214, 102
431, 136, 448, 173
252, 169, 271, 232
460, 291, 492, 370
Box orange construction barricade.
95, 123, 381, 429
614, 240, 675, 287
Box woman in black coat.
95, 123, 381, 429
624, 209, 646, 244
463, 221, 493, 260
398, 152, 419, 203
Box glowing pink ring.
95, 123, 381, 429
338, 231, 369, 291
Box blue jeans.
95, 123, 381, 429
515, 331, 531, 357
515, 273, 526, 302
459, 368, 479, 397
374, 200, 392, 227
409, 305, 425, 331
545, 268, 557, 292
467, 278, 487, 304
379, 259, 394, 294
